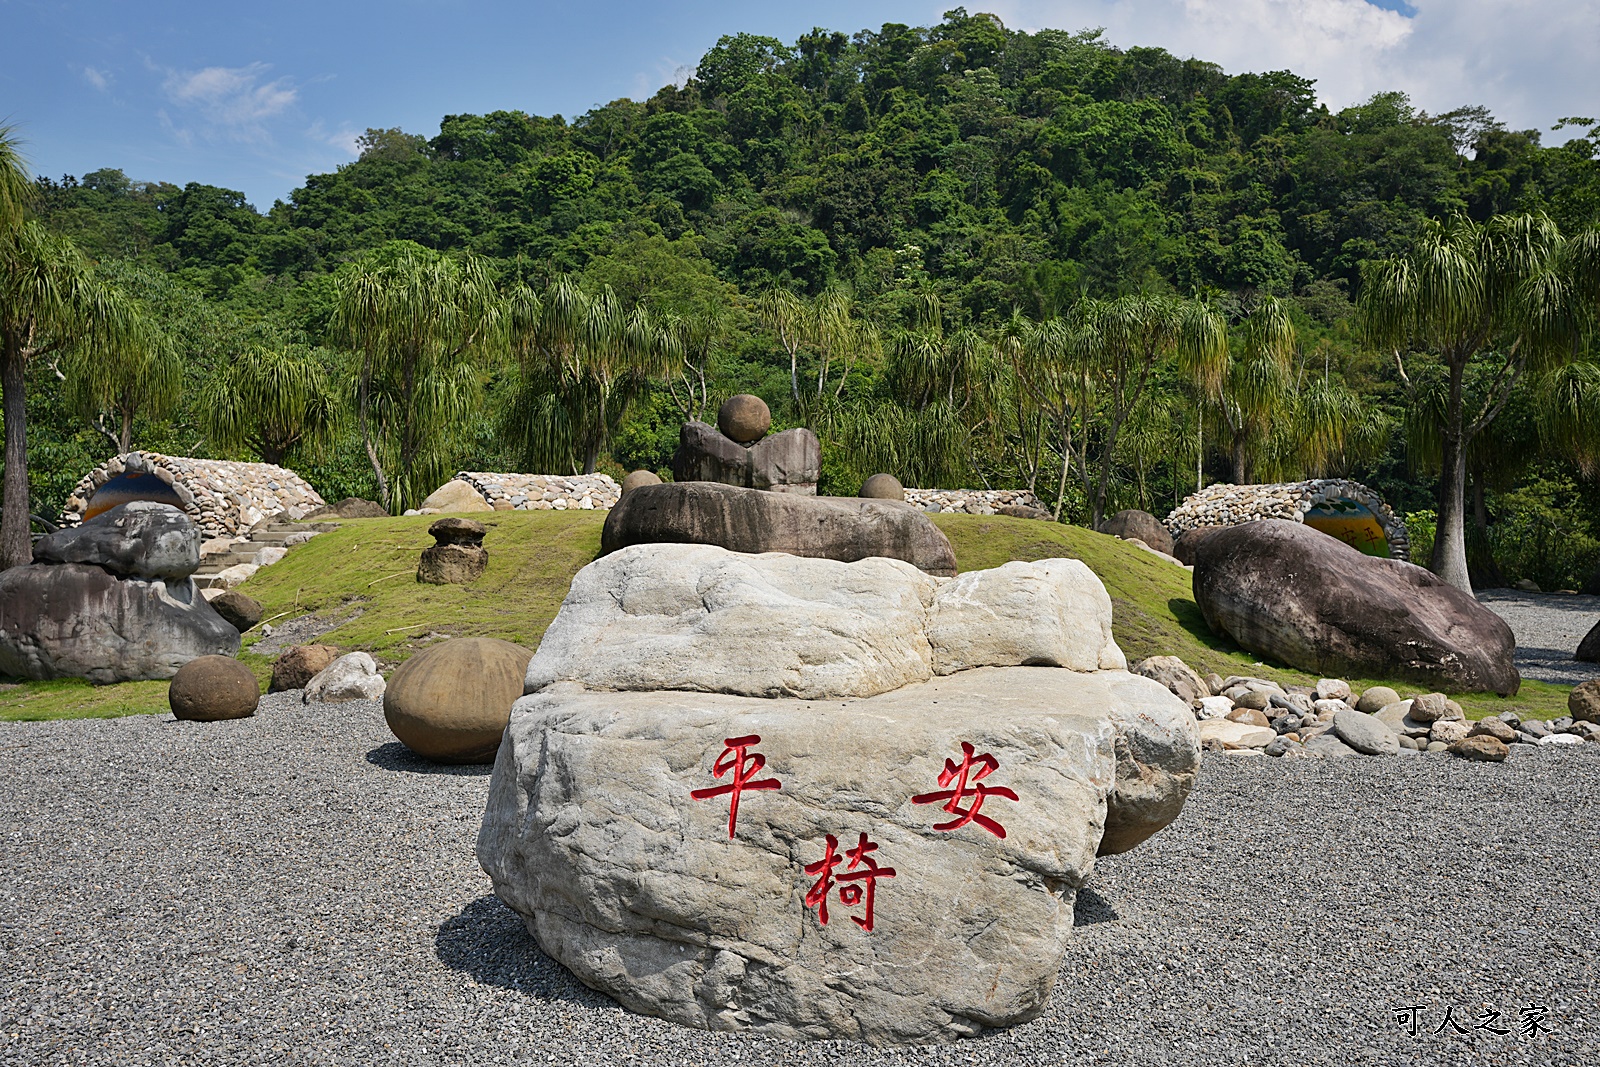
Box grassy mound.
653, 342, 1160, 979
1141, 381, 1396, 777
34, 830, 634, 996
2, 511, 1572, 721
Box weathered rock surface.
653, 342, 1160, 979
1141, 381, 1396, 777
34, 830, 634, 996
34, 501, 202, 579
1131, 655, 1208, 705
748, 428, 821, 493
304, 652, 385, 703
1451, 735, 1509, 762
1331, 709, 1399, 755
480, 544, 1198, 1044
0, 563, 239, 683
384, 638, 532, 763
1567, 679, 1600, 724
601, 481, 958, 577
928, 560, 1126, 675
209, 590, 262, 633
418, 479, 493, 513
269, 643, 341, 692
1197, 718, 1274, 748
671, 421, 751, 487
1192, 520, 1519, 695
168, 655, 259, 721
418, 544, 488, 584
1097, 510, 1174, 556
1577, 618, 1600, 663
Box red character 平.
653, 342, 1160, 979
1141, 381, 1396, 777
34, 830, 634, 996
803, 832, 896, 931
690, 734, 781, 838
911, 740, 1019, 838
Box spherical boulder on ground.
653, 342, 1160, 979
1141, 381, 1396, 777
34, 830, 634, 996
269, 643, 341, 692
1570, 679, 1600, 724
209, 590, 262, 633
169, 655, 259, 721
383, 637, 533, 763
716, 393, 771, 444
1097, 510, 1174, 556
859, 473, 905, 500
619, 470, 662, 496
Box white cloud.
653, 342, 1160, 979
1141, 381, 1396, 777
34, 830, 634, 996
159, 61, 299, 142
306, 120, 362, 155
993, 0, 1600, 140
82, 66, 110, 91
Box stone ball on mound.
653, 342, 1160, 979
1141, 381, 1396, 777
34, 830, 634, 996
859, 473, 905, 500
620, 470, 662, 496
384, 637, 533, 762
717, 394, 771, 444
169, 655, 260, 721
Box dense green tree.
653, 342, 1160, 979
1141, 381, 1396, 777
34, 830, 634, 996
199, 345, 340, 465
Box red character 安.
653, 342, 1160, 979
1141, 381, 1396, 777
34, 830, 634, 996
912, 740, 1019, 839
804, 832, 896, 931
691, 734, 781, 838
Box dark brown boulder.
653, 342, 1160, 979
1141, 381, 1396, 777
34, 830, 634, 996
169, 655, 259, 721
383, 637, 532, 762
717, 394, 771, 444
671, 420, 752, 486
601, 481, 958, 577
418, 544, 488, 584
269, 643, 341, 692
0, 563, 239, 683
1572, 679, 1600, 724
209, 590, 263, 632
1172, 527, 1222, 566
1192, 520, 1519, 695
1099, 510, 1174, 556
1576, 618, 1599, 663
859, 473, 905, 500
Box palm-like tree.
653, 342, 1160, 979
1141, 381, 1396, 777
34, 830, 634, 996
1215, 297, 1294, 484
200, 345, 341, 465
1068, 294, 1227, 527
3, 127, 149, 567
332, 243, 504, 513
1361, 213, 1592, 593
507, 276, 678, 474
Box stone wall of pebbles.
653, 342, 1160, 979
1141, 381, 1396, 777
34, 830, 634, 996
447, 472, 621, 512
903, 488, 1047, 515
1165, 478, 1409, 560
1130, 655, 1599, 762
59, 452, 326, 538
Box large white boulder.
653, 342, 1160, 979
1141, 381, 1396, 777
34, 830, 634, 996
303, 651, 385, 704
479, 544, 1200, 1045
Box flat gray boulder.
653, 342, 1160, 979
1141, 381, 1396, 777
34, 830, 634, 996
0, 563, 238, 683
1192, 520, 1519, 695
479, 545, 1198, 1044
33, 501, 200, 579
601, 481, 958, 577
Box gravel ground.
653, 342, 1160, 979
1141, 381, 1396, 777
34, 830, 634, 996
1477, 590, 1600, 686
2, 694, 1596, 1067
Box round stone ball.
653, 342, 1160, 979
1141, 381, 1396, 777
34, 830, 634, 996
620, 470, 662, 496
717, 394, 771, 444
169, 655, 260, 722
383, 637, 534, 763
859, 473, 905, 501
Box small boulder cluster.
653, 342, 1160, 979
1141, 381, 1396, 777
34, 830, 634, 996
411, 472, 621, 514
1131, 655, 1600, 763
902, 487, 1050, 519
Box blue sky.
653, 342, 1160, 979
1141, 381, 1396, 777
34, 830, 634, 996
3, 0, 1595, 210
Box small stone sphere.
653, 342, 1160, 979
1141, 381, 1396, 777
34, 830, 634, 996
859, 473, 905, 500
383, 637, 534, 763
169, 655, 260, 722
620, 470, 663, 496
717, 394, 771, 444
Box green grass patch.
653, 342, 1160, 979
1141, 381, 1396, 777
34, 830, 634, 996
2, 510, 1574, 722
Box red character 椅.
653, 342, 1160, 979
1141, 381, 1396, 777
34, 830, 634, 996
690, 734, 781, 838
911, 740, 1019, 838
804, 831, 896, 931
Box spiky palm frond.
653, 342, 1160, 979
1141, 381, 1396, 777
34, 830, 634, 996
200, 345, 340, 465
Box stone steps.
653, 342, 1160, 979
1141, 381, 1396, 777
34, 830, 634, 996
190, 521, 337, 589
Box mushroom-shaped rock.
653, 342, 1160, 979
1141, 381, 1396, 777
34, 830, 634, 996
384, 637, 533, 762
859, 473, 905, 500
169, 655, 259, 721
620, 470, 662, 496
717, 393, 771, 444
418, 517, 488, 584
269, 643, 341, 692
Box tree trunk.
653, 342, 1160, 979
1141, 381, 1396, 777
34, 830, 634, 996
357, 370, 390, 512
1231, 437, 1247, 485
1429, 361, 1474, 594
1, 342, 32, 570
118, 408, 132, 454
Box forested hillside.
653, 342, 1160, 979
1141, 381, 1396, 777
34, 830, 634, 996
11, 10, 1600, 588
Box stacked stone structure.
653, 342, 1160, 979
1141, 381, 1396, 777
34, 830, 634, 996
903, 487, 1048, 515
1165, 478, 1409, 561
60, 452, 325, 539
446, 472, 620, 512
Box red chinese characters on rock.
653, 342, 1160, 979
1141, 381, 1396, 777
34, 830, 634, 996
803, 832, 897, 931
911, 740, 1019, 839
690, 734, 782, 838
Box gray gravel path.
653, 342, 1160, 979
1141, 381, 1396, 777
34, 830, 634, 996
2, 695, 1595, 1067
1477, 590, 1600, 686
